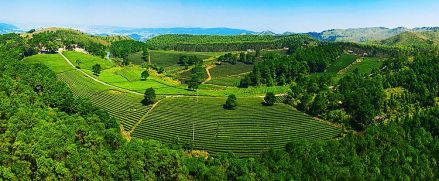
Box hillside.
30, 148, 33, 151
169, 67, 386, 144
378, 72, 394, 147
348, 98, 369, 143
381, 31, 439, 47
1, 25, 439, 179
308, 27, 409, 42
308, 27, 439, 43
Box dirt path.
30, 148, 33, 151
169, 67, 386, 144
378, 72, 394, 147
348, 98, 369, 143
202, 65, 215, 84
58, 51, 143, 96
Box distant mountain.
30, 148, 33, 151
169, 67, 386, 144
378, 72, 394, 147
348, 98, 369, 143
3, 22, 439, 44
257, 30, 276, 35
0, 23, 21, 34
381, 31, 439, 47
306, 27, 409, 42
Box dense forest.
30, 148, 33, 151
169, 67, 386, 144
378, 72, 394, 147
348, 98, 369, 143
0, 32, 438, 180
146, 34, 316, 51
109, 40, 147, 58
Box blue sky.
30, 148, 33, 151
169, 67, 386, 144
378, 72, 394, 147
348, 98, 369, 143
1, 0, 439, 32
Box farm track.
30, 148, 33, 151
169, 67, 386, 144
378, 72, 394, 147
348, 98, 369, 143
202, 65, 214, 84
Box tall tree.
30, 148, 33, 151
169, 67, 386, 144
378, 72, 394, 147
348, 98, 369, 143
92, 64, 101, 76
223, 94, 238, 110
142, 87, 156, 105
264, 92, 276, 106
141, 70, 149, 80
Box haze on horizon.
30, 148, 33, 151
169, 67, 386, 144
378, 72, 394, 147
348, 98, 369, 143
1, 0, 439, 33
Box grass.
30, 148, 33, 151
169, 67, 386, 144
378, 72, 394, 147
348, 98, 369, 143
63, 51, 115, 70
23, 54, 74, 73
98, 65, 145, 82
132, 97, 340, 156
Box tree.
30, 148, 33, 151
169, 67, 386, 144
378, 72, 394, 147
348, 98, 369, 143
141, 70, 149, 80
142, 87, 156, 105
310, 92, 328, 116
264, 92, 276, 106
27, 29, 36, 33
187, 78, 200, 90
92, 64, 101, 76
223, 95, 237, 110
187, 65, 204, 91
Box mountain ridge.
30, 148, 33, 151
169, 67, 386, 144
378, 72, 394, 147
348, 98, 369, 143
2, 22, 439, 43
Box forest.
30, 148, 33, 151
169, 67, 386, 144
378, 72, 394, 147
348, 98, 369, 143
146, 34, 316, 51
0, 31, 438, 180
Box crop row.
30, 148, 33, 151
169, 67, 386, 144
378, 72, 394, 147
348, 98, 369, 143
132, 97, 340, 156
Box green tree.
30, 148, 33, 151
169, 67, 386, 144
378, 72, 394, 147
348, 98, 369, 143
223, 94, 237, 110
264, 92, 276, 106
27, 29, 36, 33
141, 70, 149, 80
92, 64, 101, 76
187, 65, 204, 90
310, 92, 328, 116
142, 87, 156, 105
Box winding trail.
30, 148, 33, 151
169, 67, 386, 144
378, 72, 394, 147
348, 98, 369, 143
202, 65, 215, 84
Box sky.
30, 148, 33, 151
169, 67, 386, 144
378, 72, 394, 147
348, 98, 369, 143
1, 0, 439, 33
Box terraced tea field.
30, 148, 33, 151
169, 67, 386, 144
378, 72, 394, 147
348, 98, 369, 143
132, 97, 340, 156
57, 70, 151, 131
23, 53, 340, 156
207, 62, 253, 86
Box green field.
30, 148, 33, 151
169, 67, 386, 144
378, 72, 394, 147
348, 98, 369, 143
63, 51, 115, 70
132, 97, 340, 156
23, 54, 74, 73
